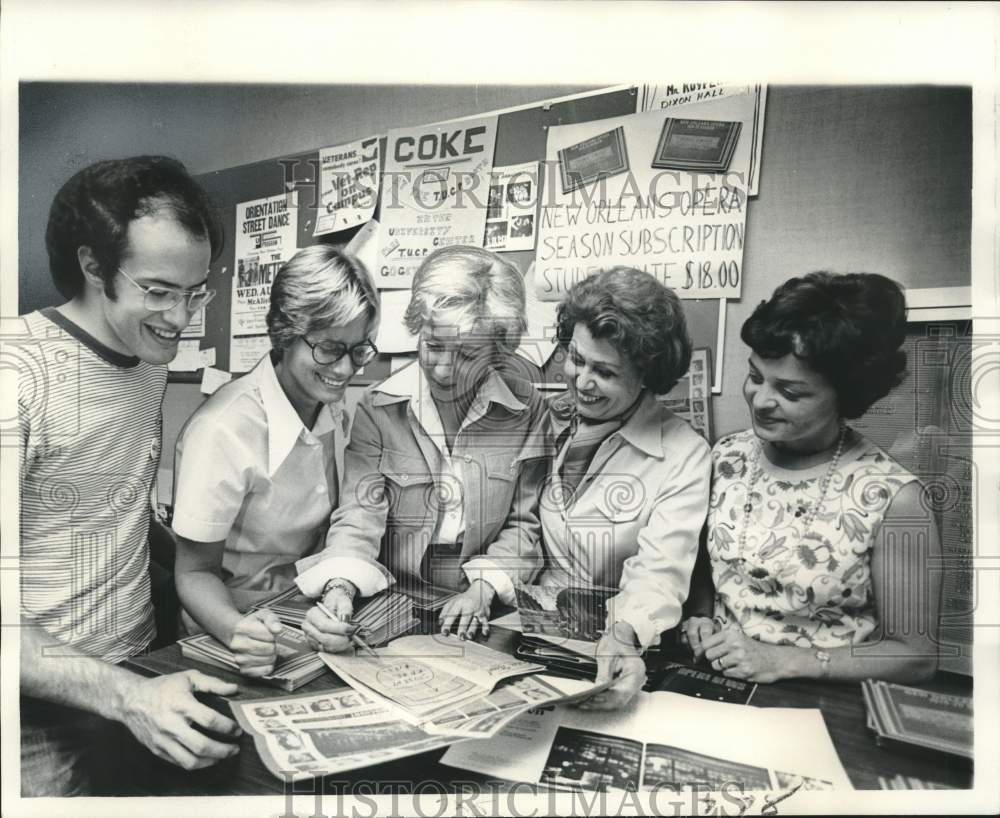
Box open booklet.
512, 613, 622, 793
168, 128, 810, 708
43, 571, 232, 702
178, 588, 419, 691
231, 673, 612, 782
320, 633, 548, 720
492, 584, 629, 661
441, 688, 853, 793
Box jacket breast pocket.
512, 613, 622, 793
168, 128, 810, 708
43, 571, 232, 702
483, 451, 518, 523
379, 450, 434, 526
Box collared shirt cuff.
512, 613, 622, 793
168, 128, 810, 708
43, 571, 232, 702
461, 558, 517, 606
295, 556, 393, 599
607, 609, 661, 652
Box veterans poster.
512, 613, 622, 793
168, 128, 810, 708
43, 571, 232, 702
313, 135, 381, 236
378, 115, 498, 288
535, 98, 754, 302
231, 191, 298, 336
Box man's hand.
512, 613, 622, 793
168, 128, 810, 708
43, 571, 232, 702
118, 670, 241, 771
577, 622, 646, 711
439, 580, 496, 640
228, 610, 284, 677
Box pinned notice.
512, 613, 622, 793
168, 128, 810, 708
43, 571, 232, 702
535, 100, 753, 302
379, 115, 498, 289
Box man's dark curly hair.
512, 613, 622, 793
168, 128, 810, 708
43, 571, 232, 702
741, 271, 908, 419
45, 155, 223, 299
556, 267, 692, 394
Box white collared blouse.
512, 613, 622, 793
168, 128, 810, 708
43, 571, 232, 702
172, 352, 345, 610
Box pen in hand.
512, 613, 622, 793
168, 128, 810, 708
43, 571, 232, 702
315, 600, 380, 660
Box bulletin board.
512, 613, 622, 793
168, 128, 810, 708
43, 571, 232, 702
175, 84, 724, 383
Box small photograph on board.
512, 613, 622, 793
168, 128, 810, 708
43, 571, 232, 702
652, 117, 742, 174
485, 221, 507, 249
558, 126, 630, 195
510, 214, 534, 238
487, 184, 503, 218
507, 179, 532, 205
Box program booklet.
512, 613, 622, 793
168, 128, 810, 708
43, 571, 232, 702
861, 679, 972, 760
651, 117, 742, 173
179, 625, 326, 692
321, 633, 545, 721
514, 584, 619, 658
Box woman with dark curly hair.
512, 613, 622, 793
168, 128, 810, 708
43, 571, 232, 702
682, 272, 941, 684
448, 267, 712, 708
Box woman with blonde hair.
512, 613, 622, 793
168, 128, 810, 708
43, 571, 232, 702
298, 245, 549, 653
173, 245, 379, 676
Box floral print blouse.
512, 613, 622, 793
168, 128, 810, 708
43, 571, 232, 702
707, 429, 918, 648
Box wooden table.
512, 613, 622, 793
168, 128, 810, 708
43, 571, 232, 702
114, 628, 973, 796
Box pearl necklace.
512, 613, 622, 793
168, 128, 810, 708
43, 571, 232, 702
738, 423, 848, 555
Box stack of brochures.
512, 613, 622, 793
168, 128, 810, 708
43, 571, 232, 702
179, 625, 327, 692
350, 589, 420, 645
179, 589, 421, 691
251, 586, 419, 644
861, 679, 972, 760
394, 577, 459, 613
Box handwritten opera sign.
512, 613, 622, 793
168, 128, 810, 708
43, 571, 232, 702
534, 100, 754, 301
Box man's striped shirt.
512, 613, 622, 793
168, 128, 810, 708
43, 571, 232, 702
17, 308, 162, 663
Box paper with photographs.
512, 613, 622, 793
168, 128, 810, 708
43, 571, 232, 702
484, 161, 540, 251
535, 100, 753, 302
232, 672, 608, 782
232, 191, 298, 335
379, 115, 498, 289
320, 634, 544, 721
658, 346, 712, 439
639, 84, 767, 196
231, 686, 456, 781
313, 135, 380, 235
442, 689, 852, 792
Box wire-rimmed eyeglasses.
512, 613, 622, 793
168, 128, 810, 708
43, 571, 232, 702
118, 267, 216, 312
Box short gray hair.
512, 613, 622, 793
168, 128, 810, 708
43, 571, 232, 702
266, 245, 379, 353
403, 245, 526, 351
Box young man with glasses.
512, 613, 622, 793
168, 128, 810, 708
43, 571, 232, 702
171, 245, 379, 677
17, 156, 243, 795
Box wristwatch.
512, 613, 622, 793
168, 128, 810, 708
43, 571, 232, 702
321, 578, 357, 601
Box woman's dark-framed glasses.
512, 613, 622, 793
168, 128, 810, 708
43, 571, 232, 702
301, 337, 379, 367
118, 267, 216, 312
